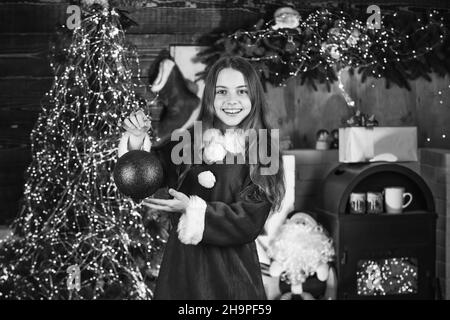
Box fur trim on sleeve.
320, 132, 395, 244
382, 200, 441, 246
177, 196, 207, 245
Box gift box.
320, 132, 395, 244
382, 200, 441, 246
339, 127, 418, 163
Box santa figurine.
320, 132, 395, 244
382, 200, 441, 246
315, 129, 330, 150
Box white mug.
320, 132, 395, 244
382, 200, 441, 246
384, 187, 413, 214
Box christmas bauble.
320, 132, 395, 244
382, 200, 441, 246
113, 150, 165, 202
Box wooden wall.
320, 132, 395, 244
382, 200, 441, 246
266, 69, 450, 149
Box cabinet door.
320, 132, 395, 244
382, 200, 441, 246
338, 245, 434, 299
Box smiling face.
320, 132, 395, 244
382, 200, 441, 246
213, 68, 252, 128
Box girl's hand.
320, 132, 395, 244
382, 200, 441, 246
142, 189, 190, 213
122, 109, 151, 138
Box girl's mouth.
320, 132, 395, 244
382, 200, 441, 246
221, 107, 243, 115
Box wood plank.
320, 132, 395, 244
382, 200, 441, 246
0, 143, 31, 166
343, 66, 418, 138
0, 51, 160, 79
125, 7, 259, 34
264, 81, 292, 142
21, 0, 450, 8
415, 73, 450, 149
0, 34, 53, 77
284, 77, 299, 147
0, 77, 52, 110
0, 4, 259, 34
0, 109, 39, 127
0, 77, 149, 111
0, 3, 67, 33
0, 33, 203, 79
0, 57, 52, 77
0, 34, 53, 54
0, 127, 32, 144
126, 34, 203, 48
348, 0, 450, 9
293, 75, 350, 149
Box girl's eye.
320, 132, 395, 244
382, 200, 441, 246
216, 89, 226, 95
238, 89, 248, 95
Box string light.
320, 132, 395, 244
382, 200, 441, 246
0, 5, 165, 300
357, 258, 418, 296
337, 69, 355, 107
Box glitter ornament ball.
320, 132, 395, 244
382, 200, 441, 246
113, 150, 164, 202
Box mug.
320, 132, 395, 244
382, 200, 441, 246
384, 187, 413, 214
366, 192, 383, 214
349, 192, 366, 214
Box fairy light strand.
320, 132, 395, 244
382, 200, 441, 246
357, 257, 418, 296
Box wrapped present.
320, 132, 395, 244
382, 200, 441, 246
339, 127, 418, 163
345, 110, 378, 127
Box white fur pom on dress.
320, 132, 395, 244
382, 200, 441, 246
203, 143, 227, 164
197, 171, 216, 189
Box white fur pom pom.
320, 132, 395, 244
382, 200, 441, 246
224, 129, 246, 154
197, 171, 216, 189
202, 129, 223, 147
203, 143, 227, 164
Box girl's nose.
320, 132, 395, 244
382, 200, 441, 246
225, 100, 239, 106
226, 92, 241, 103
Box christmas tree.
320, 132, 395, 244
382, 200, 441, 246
0, 2, 167, 299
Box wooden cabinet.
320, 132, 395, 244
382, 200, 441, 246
315, 163, 437, 299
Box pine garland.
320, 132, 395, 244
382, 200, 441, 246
196, 7, 450, 90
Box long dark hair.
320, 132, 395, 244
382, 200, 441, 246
197, 56, 285, 211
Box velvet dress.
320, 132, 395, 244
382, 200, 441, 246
152, 139, 272, 300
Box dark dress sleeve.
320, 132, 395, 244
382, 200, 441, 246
152, 140, 180, 190
201, 178, 272, 246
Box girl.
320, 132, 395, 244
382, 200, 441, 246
118, 56, 285, 300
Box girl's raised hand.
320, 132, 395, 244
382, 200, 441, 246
122, 109, 152, 138
142, 189, 190, 213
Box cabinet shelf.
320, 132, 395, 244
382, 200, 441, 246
342, 210, 436, 220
